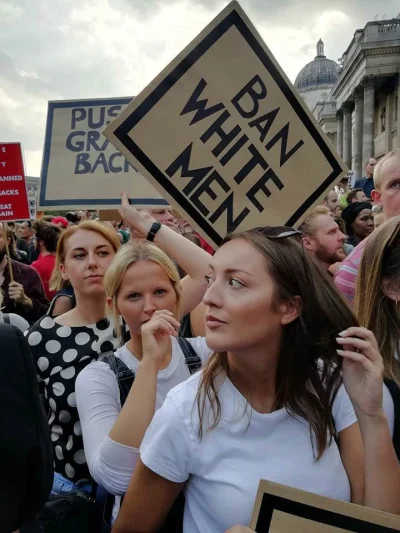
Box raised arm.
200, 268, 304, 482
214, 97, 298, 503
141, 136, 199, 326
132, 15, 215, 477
120, 192, 211, 316
337, 326, 400, 514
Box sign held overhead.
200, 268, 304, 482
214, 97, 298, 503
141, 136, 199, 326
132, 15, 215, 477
39, 98, 169, 211
0, 143, 30, 221
104, 0, 347, 249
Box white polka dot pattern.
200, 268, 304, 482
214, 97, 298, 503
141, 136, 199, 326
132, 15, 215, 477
28, 317, 122, 482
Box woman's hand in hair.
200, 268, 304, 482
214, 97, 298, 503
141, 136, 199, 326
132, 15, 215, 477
141, 310, 180, 363
336, 326, 385, 418
120, 192, 155, 237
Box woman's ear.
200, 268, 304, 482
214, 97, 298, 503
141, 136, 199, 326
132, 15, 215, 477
60, 263, 69, 281
279, 296, 302, 326
382, 279, 400, 303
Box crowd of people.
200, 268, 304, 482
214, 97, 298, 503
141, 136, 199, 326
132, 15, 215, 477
4, 151, 400, 533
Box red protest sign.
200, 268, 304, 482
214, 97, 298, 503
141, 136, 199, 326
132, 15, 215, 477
0, 143, 30, 221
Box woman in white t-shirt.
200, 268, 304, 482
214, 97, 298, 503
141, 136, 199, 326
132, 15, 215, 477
110, 204, 398, 533
109, 217, 364, 533
75, 233, 212, 521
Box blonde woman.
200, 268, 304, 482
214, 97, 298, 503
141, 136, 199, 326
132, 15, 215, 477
26, 216, 209, 498
75, 240, 212, 524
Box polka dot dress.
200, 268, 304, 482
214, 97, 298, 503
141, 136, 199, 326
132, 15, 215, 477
26, 315, 123, 483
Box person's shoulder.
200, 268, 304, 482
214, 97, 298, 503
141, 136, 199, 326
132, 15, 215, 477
25, 316, 58, 347
76, 358, 115, 388
354, 177, 366, 187
166, 371, 202, 407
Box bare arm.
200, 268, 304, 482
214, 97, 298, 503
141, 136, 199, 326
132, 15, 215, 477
337, 423, 365, 505
109, 311, 180, 449
113, 459, 184, 533
358, 412, 400, 513
120, 193, 210, 316
338, 326, 400, 513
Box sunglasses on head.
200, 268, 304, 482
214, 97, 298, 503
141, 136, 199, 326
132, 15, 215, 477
254, 226, 302, 240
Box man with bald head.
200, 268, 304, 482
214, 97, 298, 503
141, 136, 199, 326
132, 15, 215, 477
335, 150, 400, 303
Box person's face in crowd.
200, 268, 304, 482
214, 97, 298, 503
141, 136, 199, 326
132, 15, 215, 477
304, 215, 346, 266
20, 222, 33, 240
34, 235, 42, 253
324, 190, 338, 213
365, 158, 377, 178
60, 229, 116, 296
371, 157, 400, 219
374, 212, 385, 229
352, 190, 368, 203
150, 209, 179, 232
352, 209, 374, 240
202, 239, 297, 353
116, 260, 178, 335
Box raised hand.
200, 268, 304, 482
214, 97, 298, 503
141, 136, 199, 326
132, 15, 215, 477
119, 192, 154, 237
336, 326, 385, 417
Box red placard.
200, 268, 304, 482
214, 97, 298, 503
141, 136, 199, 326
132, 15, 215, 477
0, 142, 30, 221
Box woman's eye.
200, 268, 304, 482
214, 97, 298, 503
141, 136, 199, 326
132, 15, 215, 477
73, 254, 85, 259
205, 275, 213, 286
128, 293, 140, 300
229, 278, 243, 288
155, 289, 166, 296
391, 182, 400, 189
98, 251, 110, 257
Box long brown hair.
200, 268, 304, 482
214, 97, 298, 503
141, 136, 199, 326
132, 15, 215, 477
355, 216, 400, 386
197, 228, 358, 459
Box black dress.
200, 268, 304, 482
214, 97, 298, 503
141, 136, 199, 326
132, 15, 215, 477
26, 315, 123, 483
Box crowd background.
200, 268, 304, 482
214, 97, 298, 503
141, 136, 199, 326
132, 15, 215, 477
3, 150, 400, 533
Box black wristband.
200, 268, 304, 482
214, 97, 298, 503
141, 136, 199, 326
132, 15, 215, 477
146, 221, 162, 242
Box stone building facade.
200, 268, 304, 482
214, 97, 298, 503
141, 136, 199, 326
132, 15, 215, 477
303, 17, 400, 180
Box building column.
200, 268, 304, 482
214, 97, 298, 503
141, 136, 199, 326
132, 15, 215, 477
342, 102, 353, 169
353, 87, 364, 179
336, 111, 343, 158
363, 77, 376, 164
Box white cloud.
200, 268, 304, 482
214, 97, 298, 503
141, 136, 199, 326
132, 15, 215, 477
1, 0, 399, 177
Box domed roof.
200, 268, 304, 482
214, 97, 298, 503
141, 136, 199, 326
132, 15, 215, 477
295, 39, 340, 91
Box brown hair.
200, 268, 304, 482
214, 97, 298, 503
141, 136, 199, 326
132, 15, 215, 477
33, 219, 61, 253
50, 221, 121, 291
346, 188, 364, 204
355, 216, 400, 386
196, 229, 358, 459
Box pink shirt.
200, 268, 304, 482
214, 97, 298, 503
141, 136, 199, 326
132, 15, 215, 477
334, 239, 368, 304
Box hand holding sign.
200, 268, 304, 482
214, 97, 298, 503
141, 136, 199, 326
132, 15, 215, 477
336, 326, 384, 418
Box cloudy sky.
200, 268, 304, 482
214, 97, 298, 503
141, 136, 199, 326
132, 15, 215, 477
1, 0, 398, 177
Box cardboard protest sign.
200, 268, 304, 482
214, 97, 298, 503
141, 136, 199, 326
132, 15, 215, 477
39, 98, 169, 210
0, 143, 30, 221
104, 0, 347, 248
250, 480, 400, 532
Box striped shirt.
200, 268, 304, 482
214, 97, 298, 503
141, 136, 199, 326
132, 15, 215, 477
334, 238, 368, 304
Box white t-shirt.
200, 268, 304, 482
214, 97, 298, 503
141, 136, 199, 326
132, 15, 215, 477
0, 311, 30, 332
75, 336, 211, 518
141, 373, 357, 533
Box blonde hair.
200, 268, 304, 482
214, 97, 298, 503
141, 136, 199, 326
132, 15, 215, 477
374, 149, 400, 190
299, 206, 331, 237
355, 215, 400, 386
50, 221, 121, 291
103, 241, 182, 338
